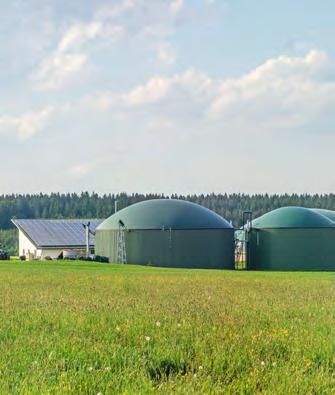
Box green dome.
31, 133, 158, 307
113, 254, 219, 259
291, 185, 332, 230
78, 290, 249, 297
97, 199, 232, 230
311, 208, 335, 223
252, 207, 335, 229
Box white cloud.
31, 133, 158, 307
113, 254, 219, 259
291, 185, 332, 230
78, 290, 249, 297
32, 5, 127, 91
68, 161, 96, 178
32, 52, 88, 90
95, 0, 138, 20
122, 69, 216, 107
31, 21, 98, 90
208, 50, 335, 128
57, 22, 103, 52
31, 0, 187, 90
0, 107, 54, 141
156, 42, 176, 65
170, 0, 184, 16
83, 49, 335, 136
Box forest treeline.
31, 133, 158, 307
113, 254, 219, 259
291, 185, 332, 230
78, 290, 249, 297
1, 192, 335, 229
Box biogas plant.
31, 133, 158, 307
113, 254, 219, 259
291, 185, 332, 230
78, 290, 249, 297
12, 198, 335, 271
94, 200, 335, 271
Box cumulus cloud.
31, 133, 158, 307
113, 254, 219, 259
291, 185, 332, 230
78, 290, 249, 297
86, 49, 335, 132
156, 42, 176, 65
57, 22, 103, 52
68, 161, 97, 178
121, 69, 216, 109
208, 50, 335, 128
32, 52, 88, 91
0, 107, 54, 141
32, 8, 125, 90
31, 0, 186, 90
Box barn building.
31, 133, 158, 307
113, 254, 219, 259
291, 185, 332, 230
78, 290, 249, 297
247, 207, 335, 271
12, 219, 103, 260
95, 199, 235, 269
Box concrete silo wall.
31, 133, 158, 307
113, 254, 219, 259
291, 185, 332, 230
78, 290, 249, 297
96, 229, 235, 269
248, 228, 335, 271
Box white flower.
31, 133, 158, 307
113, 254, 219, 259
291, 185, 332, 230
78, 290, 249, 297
261, 361, 265, 366
156, 321, 161, 327
145, 336, 151, 342
198, 366, 203, 370
88, 366, 94, 372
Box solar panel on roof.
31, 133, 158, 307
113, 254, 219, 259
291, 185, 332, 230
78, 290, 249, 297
12, 219, 104, 247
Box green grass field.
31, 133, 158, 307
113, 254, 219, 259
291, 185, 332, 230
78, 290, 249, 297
0, 261, 333, 394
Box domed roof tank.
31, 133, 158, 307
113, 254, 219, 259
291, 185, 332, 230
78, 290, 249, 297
248, 207, 335, 271
97, 199, 233, 230
252, 207, 335, 229
95, 199, 235, 269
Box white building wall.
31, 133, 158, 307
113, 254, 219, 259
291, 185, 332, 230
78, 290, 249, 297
19, 231, 38, 258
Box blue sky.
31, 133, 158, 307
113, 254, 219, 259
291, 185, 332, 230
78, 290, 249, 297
0, 0, 335, 194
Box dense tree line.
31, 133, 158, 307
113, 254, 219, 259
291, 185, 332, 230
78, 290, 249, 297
1, 192, 335, 255
0, 192, 335, 230
0, 230, 17, 256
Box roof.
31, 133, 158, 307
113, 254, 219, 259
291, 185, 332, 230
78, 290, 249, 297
97, 199, 233, 231
12, 219, 104, 248
310, 208, 335, 223
252, 207, 335, 229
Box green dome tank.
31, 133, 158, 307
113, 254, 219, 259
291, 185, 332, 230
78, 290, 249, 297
248, 207, 335, 271
95, 199, 235, 269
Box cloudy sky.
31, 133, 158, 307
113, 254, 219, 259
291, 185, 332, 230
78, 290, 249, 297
1, 0, 335, 195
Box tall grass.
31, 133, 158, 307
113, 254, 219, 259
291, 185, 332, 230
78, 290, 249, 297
0, 261, 333, 394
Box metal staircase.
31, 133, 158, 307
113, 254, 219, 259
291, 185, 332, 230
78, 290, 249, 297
117, 221, 127, 264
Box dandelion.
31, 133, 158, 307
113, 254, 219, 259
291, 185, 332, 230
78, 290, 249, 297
156, 321, 161, 327
145, 336, 151, 342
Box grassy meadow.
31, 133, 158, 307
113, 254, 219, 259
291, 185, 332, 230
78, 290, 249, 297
0, 261, 333, 394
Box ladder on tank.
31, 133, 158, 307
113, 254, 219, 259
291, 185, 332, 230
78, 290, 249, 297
117, 220, 127, 264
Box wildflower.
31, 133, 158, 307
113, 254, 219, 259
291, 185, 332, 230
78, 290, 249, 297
145, 336, 151, 342
97, 393, 102, 395
194, 373, 197, 378
88, 366, 94, 372
115, 326, 121, 332
177, 323, 181, 327
105, 367, 111, 371
198, 366, 203, 371
156, 321, 161, 327
260, 361, 265, 366
272, 362, 277, 367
